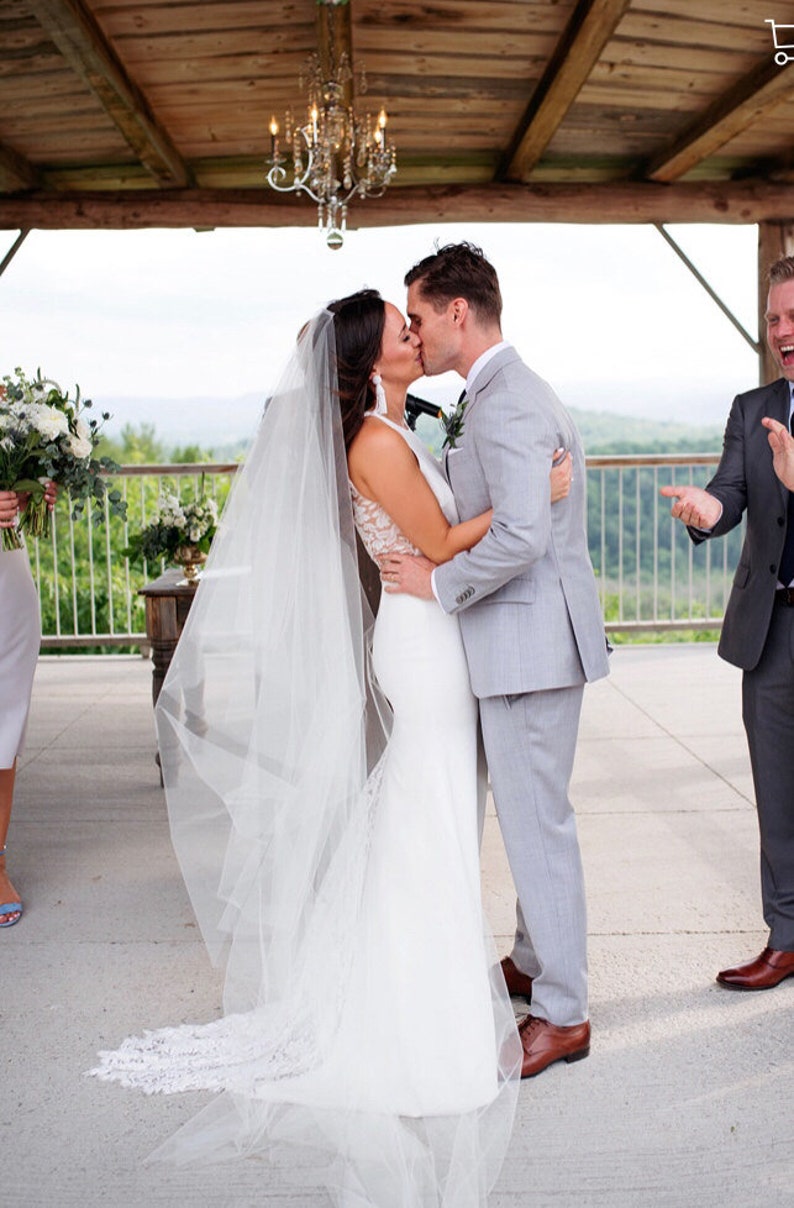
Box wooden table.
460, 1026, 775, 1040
139, 567, 198, 707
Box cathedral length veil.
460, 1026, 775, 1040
91, 310, 521, 1206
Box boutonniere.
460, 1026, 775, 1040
442, 393, 468, 450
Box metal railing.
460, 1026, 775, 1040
29, 454, 740, 649
32, 463, 238, 649
587, 454, 742, 635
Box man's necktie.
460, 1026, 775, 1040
777, 408, 794, 587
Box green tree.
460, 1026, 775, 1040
97, 422, 165, 465
171, 442, 215, 463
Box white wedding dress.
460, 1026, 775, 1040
89, 318, 519, 1206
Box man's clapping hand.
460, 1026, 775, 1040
659, 484, 722, 530
762, 416, 794, 491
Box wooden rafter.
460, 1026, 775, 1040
2, 181, 794, 230
25, 0, 191, 188
647, 58, 794, 183
0, 140, 41, 193
498, 0, 631, 183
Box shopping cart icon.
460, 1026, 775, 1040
766, 18, 794, 65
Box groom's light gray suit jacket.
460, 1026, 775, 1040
433, 346, 609, 699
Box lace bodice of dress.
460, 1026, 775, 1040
349, 415, 457, 564
350, 486, 419, 562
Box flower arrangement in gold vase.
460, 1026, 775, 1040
124, 487, 219, 584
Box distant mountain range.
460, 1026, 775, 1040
103, 392, 268, 447
102, 384, 727, 458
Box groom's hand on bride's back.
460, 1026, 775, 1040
379, 553, 437, 599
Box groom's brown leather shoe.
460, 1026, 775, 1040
716, 947, 794, 991
518, 1014, 590, 1078
500, 956, 533, 1002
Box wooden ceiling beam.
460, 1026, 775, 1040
1, 181, 793, 230
0, 140, 42, 193
646, 58, 794, 183
500, 0, 632, 183
25, 0, 191, 187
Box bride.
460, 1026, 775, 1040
91, 292, 568, 1206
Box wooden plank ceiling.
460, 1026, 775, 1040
0, 0, 793, 229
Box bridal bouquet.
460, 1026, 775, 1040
124, 488, 219, 566
0, 367, 126, 551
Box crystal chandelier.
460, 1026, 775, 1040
265, 0, 397, 250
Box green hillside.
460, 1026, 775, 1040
569, 408, 724, 456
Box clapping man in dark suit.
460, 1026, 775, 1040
662, 255, 794, 991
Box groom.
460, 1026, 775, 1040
381, 242, 609, 1076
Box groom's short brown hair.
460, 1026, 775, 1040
405, 242, 502, 325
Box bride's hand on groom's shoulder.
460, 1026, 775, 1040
550, 449, 572, 503
379, 553, 437, 599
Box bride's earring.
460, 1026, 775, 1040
370, 374, 388, 416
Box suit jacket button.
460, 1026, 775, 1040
779, 516, 785, 526
771, 564, 777, 574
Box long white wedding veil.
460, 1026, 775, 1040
96, 308, 520, 1205
155, 309, 389, 1015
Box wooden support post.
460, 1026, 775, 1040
758, 220, 794, 384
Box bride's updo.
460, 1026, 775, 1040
327, 289, 385, 449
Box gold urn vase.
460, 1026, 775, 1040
173, 544, 207, 586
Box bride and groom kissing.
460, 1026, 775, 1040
91, 241, 608, 1207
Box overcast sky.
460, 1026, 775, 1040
1, 220, 760, 438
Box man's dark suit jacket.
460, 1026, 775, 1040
691, 377, 792, 671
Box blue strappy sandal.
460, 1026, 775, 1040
0, 847, 22, 927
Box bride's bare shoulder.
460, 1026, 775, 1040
348, 417, 409, 469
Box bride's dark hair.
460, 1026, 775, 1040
326, 289, 385, 449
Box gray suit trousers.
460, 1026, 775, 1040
742, 598, 794, 951
479, 684, 588, 1025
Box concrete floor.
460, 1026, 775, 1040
3, 646, 792, 1207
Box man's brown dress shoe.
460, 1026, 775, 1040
716, 947, 794, 991
500, 956, 533, 1002
518, 1014, 590, 1078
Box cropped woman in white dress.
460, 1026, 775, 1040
0, 485, 55, 928
91, 295, 569, 1205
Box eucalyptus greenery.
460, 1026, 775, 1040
0, 367, 126, 549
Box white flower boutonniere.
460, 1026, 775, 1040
442, 393, 468, 450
